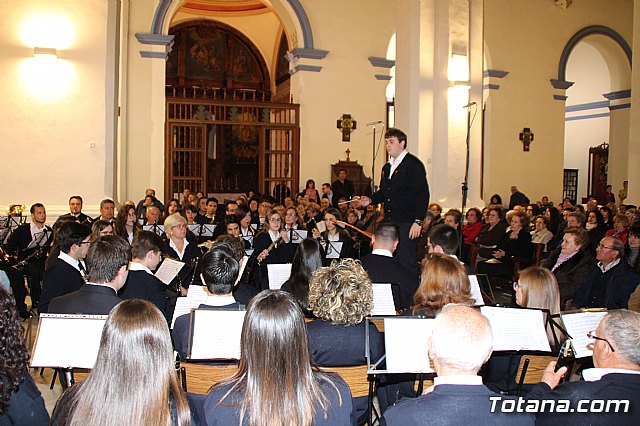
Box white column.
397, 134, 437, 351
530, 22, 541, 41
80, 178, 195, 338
628, 0, 640, 203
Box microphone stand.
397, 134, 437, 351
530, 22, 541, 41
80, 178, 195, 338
459, 103, 475, 256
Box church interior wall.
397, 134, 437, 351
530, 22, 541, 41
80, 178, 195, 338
482, 0, 633, 205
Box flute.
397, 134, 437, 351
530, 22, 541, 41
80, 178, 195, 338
257, 236, 283, 264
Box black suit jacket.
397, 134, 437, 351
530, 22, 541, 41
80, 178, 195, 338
306, 320, 383, 367
370, 152, 429, 224
360, 253, 418, 309
332, 179, 355, 206
382, 384, 534, 425
526, 373, 640, 425
39, 258, 85, 313
55, 212, 92, 227
119, 270, 167, 315
48, 284, 122, 315
6, 224, 53, 260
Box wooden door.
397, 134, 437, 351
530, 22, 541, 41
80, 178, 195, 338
260, 127, 299, 203
167, 123, 207, 196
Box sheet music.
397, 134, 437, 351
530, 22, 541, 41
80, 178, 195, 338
384, 318, 434, 373
316, 221, 327, 233
372, 284, 396, 315
480, 306, 551, 352
189, 309, 246, 360
468, 275, 485, 306
154, 258, 185, 285
267, 263, 292, 290
143, 224, 164, 235
171, 285, 208, 328
188, 224, 216, 237
290, 229, 308, 243
234, 256, 249, 286
31, 314, 107, 369
325, 241, 343, 259
560, 311, 608, 359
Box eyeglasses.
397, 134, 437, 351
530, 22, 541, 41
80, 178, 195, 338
597, 243, 615, 250
587, 330, 615, 352
285, 213, 297, 217
172, 224, 187, 230
269, 218, 282, 222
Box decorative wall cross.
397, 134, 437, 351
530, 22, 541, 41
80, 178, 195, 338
519, 127, 534, 151
337, 114, 357, 142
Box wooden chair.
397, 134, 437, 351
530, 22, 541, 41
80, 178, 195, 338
319, 365, 370, 398
180, 363, 238, 394
532, 243, 545, 266
515, 355, 556, 395
467, 244, 480, 270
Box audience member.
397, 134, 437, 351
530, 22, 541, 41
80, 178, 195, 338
530, 215, 553, 252
606, 213, 630, 244
474, 207, 508, 259
48, 235, 130, 315
508, 186, 530, 210
332, 168, 355, 207
626, 225, 640, 274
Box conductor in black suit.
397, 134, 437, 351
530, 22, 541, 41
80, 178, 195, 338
119, 230, 168, 318
48, 235, 130, 315
359, 128, 429, 275
359, 222, 418, 309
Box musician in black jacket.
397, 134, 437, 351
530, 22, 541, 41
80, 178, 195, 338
359, 128, 429, 275
39, 221, 91, 313
54, 196, 92, 227
5, 203, 53, 316
253, 210, 294, 290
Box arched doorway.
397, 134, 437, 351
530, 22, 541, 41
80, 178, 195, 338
164, 18, 299, 203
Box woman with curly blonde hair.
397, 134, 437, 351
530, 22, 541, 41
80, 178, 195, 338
307, 258, 383, 425
411, 253, 475, 316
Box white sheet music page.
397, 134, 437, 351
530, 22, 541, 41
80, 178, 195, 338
372, 284, 396, 315
189, 309, 245, 360
480, 306, 551, 352
155, 258, 185, 285
560, 311, 608, 359
171, 285, 208, 328
468, 275, 485, 306
267, 263, 292, 290
31, 315, 107, 369
291, 230, 308, 243
234, 256, 249, 286
384, 318, 434, 373
326, 241, 343, 259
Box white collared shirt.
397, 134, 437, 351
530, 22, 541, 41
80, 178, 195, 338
129, 261, 152, 275
582, 368, 640, 382
372, 248, 393, 257
169, 238, 189, 260
269, 230, 280, 242
59, 251, 81, 271
203, 294, 237, 306
388, 149, 409, 177
434, 375, 483, 386
598, 258, 621, 273
30, 223, 50, 247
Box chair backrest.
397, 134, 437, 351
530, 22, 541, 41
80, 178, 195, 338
467, 244, 480, 270
319, 365, 370, 398
516, 355, 556, 385
181, 363, 238, 394
533, 243, 545, 266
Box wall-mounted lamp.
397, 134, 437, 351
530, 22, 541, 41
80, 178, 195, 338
34, 47, 57, 58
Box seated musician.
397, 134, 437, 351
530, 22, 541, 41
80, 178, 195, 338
54, 195, 92, 227
311, 208, 354, 260
359, 222, 418, 309
427, 224, 474, 274
48, 235, 129, 315
114, 204, 141, 244
281, 238, 324, 316
144, 205, 161, 226
236, 205, 255, 248
163, 213, 202, 294
211, 235, 258, 306
94, 199, 115, 223
382, 305, 534, 425
5, 203, 53, 317
307, 258, 383, 425
119, 231, 168, 318
252, 209, 294, 291
172, 246, 242, 361
476, 210, 533, 285
90, 220, 113, 241
39, 221, 91, 314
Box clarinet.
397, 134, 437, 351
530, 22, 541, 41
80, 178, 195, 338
257, 236, 284, 264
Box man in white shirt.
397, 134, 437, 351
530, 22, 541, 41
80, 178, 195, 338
529, 309, 640, 424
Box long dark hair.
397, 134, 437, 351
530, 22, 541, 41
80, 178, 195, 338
0, 287, 29, 415
114, 205, 140, 240
217, 291, 341, 426
547, 206, 561, 234
285, 239, 323, 311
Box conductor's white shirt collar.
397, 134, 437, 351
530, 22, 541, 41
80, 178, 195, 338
388, 149, 408, 177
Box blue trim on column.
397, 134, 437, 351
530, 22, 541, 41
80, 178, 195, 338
375, 74, 392, 81
558, 26, 632, 82
135, 33, 174, 46
610, 103, 631, 111
289, 64, 322, 75
483, 69, 509, 78
554, 95, 568, 101
290, 47, 328, 60
551, 80, 574, 90
565, 100, 609, 112
151, 0, 173, 34
603, 89, 631, 100
287, 0, 314, 48
565, 112, 610, 121
369, 57, 395, 68
140, 51, 169, 59
483, 83, 500, 90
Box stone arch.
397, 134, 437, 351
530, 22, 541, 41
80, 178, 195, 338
558, 25, 631, 83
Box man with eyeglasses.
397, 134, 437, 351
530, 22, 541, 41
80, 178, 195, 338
572, 236, 640, 309
526, 310, 640, 424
